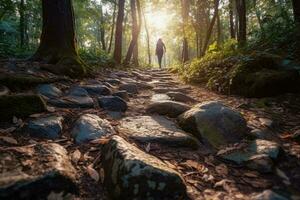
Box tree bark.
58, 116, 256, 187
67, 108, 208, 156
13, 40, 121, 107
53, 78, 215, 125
100, 5, 106, 51
143, 10, 151, 65
108, 2, 117, 53
236, 0, 246, 46
113, 0, 125, 64
19, 0, 25, 48
31, 0, 86, 77
133, 0, 142, 67
229, 0, 235, 39
292, 0, 300, 24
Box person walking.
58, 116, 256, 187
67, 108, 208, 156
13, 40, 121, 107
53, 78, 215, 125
155, 38, 166, 69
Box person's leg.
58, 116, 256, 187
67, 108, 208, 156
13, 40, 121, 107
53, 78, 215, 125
158, 54, 162, 69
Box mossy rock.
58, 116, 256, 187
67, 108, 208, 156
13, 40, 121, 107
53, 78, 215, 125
0, 73, 53, 91
0, 94, 47, 121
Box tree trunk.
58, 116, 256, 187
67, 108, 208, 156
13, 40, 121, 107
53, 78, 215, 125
229, 0, 235, 39
217, 11, 222, 47
181, 0, 189, 63
133, 0, 142, 67
202, 0, 219, 56
143, 10, 151, 65
19, 0, 25, 48
100, 5, 106, 51
31, 0, 86, 78
236, 0, 246, 46
292, 0, 300, 24
108, 2, 117, 53
113, 0, 125, 64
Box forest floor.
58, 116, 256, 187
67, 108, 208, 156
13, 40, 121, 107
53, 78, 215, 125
0, 60, 300, 199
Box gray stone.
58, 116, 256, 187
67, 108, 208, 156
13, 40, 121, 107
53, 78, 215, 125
81, 84, 111, 96
28, 116, 63, 139
0, 143, 77, 199
118, 115, 199, 148
252, 190, 289, 200
147, 100, 191, 118
153, 87, 186, 93
151, 94, 171, 102
119, 83, 138, 94
112, 90, 129, 101
48, 95, 94, 108
71, 114, 115, 144
218, 139, 281, 173
68, 86, 89, 96
37, 84, 62, 98
102, 135, 188, 200
166, 92, 196, 103
178, 101, 248, 149
98, 96, 128, 112
106, 78, 121, 85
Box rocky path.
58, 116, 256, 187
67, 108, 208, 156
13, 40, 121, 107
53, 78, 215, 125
1, 66, 300, 199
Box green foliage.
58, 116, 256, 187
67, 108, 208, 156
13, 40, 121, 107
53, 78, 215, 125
79, 48, 115, 69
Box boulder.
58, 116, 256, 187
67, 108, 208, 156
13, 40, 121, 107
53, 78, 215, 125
98, 96, 128, 112
166, 92, 196, 103
178, 101, 247, 149
81, 84, 111, 96
119, 83, 138, 94
146, 100, 191, 118
71, 114, 115, 144
0, 143, 77, 199
218, 139, 281, 173
28, 116, 64, 139
0, 94, 47, 121
102, 135, 187, 200
118, 115, 198, 148
37, 84, 62, 98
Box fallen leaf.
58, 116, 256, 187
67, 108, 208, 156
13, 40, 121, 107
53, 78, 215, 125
71, 149, 81, 164
145, 143, 151, 152
202, 174, 215, 182
90, 138, 110, 145
215, 164, 228, 176
0, 136, 18, 145
183, 160, 208, 173
86, 165, 99, 182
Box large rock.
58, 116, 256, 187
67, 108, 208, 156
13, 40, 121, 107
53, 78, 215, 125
37, 84, 62, 98
48, 87, 94, 108
98, 96, 128, 112
178, 101, 247, 149
102, 135, 188, 200
71, 114, 115, 144
112, 90, 129, 101
166, 92, 196, 103
0, 94, 47, 121
218, 139, 281, 173
81, 84, 111, 96
28, 116, 64, 139
118, 115, 198, 148
0, 143, 77, 199
119, 83, 138, 94
147, 100, 191, 118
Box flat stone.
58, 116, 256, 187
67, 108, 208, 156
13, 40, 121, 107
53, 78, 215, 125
119, 83, 138, 94
178, 101, 248, 149
98, 96, 128, 112
48, 95, 94, 108
147, 100, 191, 118
106, 78, 121, 85
36, 84, 62, 98
218, 139, 281, 173
166, 92, 196, 103
112, 90, 129, 101
0, 143, 77, 199
102, 135, 188, 199
71, 114, 115, 144
118, 115, 199, 148
151, 94, 171, 102
28, 116, 63, 139
81, 84, 111, 96
259, 118, 274, 128
67, 86, 89, 96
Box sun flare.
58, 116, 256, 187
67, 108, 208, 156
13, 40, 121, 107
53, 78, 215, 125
146, 11, 171, 32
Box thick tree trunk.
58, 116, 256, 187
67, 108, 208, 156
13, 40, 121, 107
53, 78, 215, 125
108, 2, 117, 53
202, 0, 219, 56
19, 0, 25, 48
100, 5, 106, 51
181, 0, 189, 63
292, 0, 300, 24
133, 0, 142, 67
31, 0, 86, 77
113, 0, 125, 64
236, 0, 246, 46
229, 0, 235, 39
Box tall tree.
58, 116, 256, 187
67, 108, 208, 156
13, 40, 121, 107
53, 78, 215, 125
31, 0, 86, 77
113, 0, 125, 64
181, 0, 189, 62
19, 0, 25, 48
236, 0, 246, 45
143, 10, 151, 65
99, 5, 106, 51
108, 1, 117, 53
292, 0, 300, 24
229, 0, 235, 39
